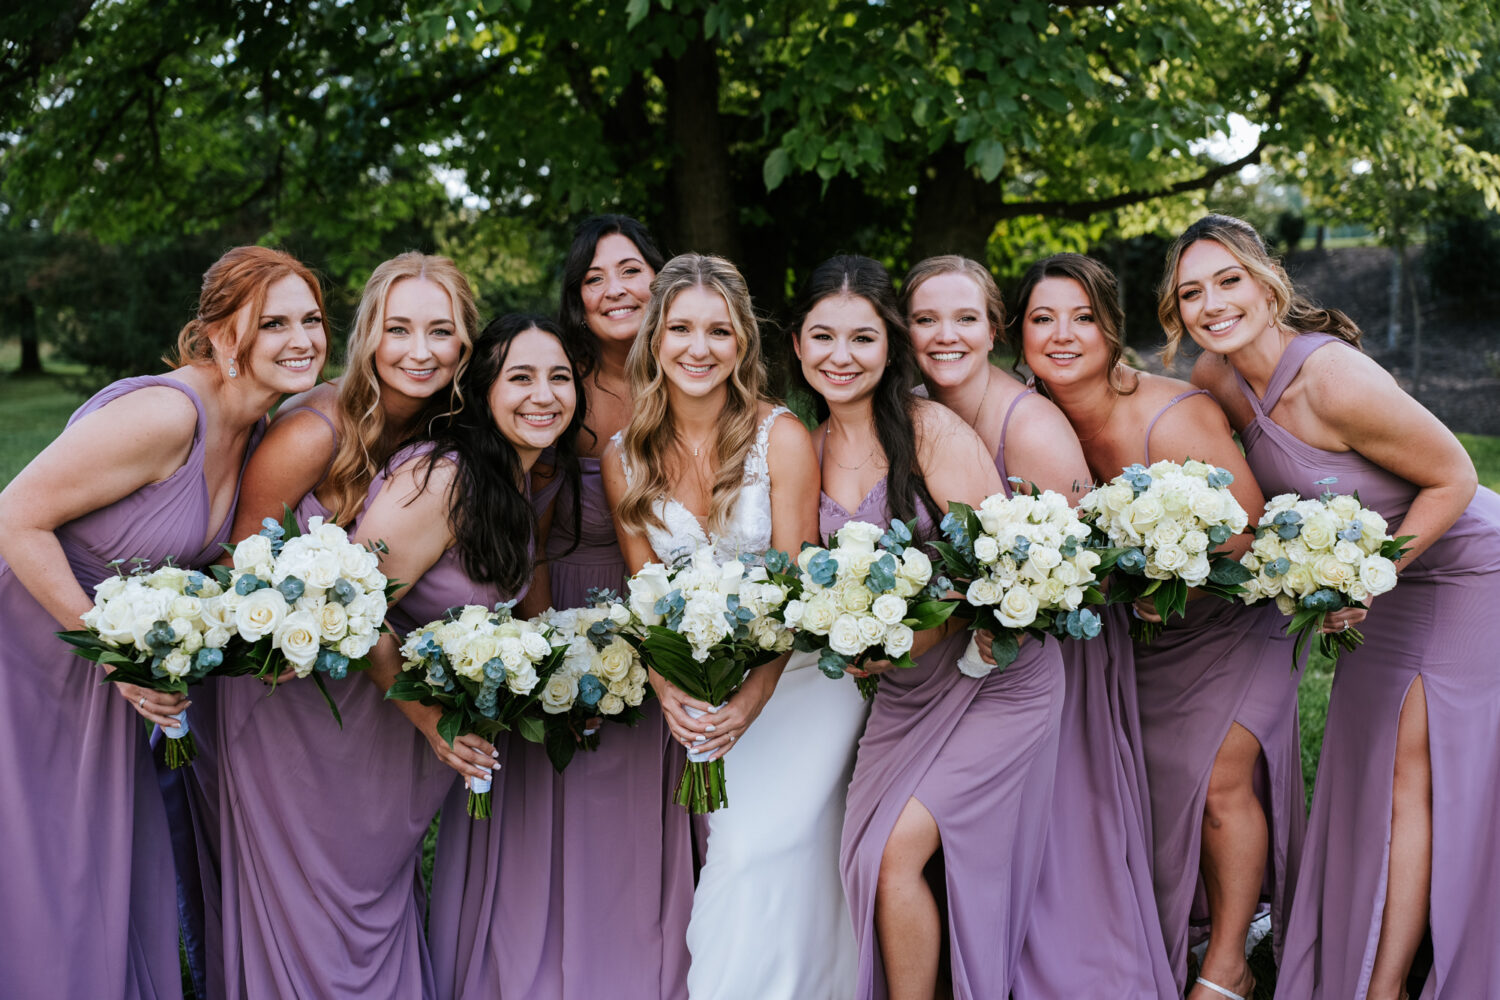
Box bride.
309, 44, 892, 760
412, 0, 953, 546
602, 253, 866, 999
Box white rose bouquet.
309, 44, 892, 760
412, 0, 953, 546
1078, 459, 1253, 642
622, 547, 796, 813
785, 518, 956, 698
59, 561, 233, 767
212, 512, 394, 724
934, 488, 1106, 673
1238, 481, 1412, 668
387, 602, 568, 818
526, 589, 647, 772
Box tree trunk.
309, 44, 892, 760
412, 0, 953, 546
14, 295, 42, 374
909, 145, 997, 262
659, 30, 741, 263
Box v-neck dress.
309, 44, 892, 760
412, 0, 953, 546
0, 375, 257, 999
1234, 333, 1500, 1000
830, 474, 1064, 1000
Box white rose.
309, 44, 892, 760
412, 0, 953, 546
996, 586, 1040, 628
882, 623, 915, 657
235, 588, 289, 642
233, 534, 274, 574
274, 611, 321, 674
540, 672, 578, 714
1358, 555, 1398, 596
871, 593, 906, 626
828, 615, 867, 657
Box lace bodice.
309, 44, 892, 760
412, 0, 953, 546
615, 407, 788, 565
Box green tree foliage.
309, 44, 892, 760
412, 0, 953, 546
2, 0, 1496, 324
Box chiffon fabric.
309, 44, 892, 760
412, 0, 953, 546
1002, 390, 1176, 999
428, 453, 696, 1000
210, 419, 457, 998
0, 376, 256, 1000
1132, 390, 1306, 991
1235, 334, 1500, 1000
831, 476, 1063, 1000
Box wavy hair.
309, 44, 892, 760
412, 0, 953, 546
790, 255, 940, 527
1158, 213, 1362, 366
902, 254, 1007, 347
323, 253, 479, 524
616, 254, 768, 538
420, 314, 586, 594
558, 214, 667, 379
1014, 253, 1137, 397
168, 246, 326, 372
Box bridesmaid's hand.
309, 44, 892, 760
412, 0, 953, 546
110, 674, 189, 730
694, 667, 777, 761
650, 668, 719, 751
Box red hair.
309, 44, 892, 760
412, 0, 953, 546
168, 246, 326, 369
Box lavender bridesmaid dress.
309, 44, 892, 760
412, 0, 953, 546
0, 376, 255, 1000
428, 456, 695, 1000
1131, 390, 1307, 992
1232, 333, 1500, 1000
997, 391, 1176, 999
209, 420, 458, 997
832, 477, 1064, 1000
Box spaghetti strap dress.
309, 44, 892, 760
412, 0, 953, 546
211, 421, 457, 998
1233, 333, 1500, 1000
0, 375, 256, 1000
1004, 390, 1176, 999
1131, 389, 1307, 992
833, 473, 1064, 1000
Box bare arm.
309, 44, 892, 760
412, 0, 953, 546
351, 457, 498, 781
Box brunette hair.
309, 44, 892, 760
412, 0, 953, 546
421, 315, 586, 594
902, 254, 1007, 347
616, 253, 768, 537
324, 253, 478, 524
558, 214, 667, 378
1014, 253, 1137, 396
789, 254, 940, 527
169, 246, 325, 370
1157, 213, 1362, 365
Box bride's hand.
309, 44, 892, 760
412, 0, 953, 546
650, 668, 719, 752
692, 667, 777, 762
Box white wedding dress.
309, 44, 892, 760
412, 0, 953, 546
617, 408, 865, 1000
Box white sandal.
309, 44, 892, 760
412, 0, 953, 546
1194, 977, 1249, 1000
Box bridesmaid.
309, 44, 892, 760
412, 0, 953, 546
211, 253, 476, 997
902, 255, 1176, 998
600, 253, 859, 1000
794, 254, 1064, 1000
1166, 214, 1500, 1000
1020, 251, 1305, 1000
525, 214, 696, 998
0, 246, 325, 999
368, 314, 584, 999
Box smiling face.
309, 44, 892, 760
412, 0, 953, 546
795, 293, 888, 405
655, 284, 739, 402
488, 327, 578, 468
374, 277, 464, 408
581, 233, 656, 348
907, 271, 995, 392
1173, 238, 1278, 356
236, 273, 326, 393
1021, 277, 1112, 390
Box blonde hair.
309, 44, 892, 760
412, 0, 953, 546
323, 253, 479, 523
901, 254, 1006, 346
169, 246, 325, 371
1157, 214, 1362, 366
616, 254, 768, 537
